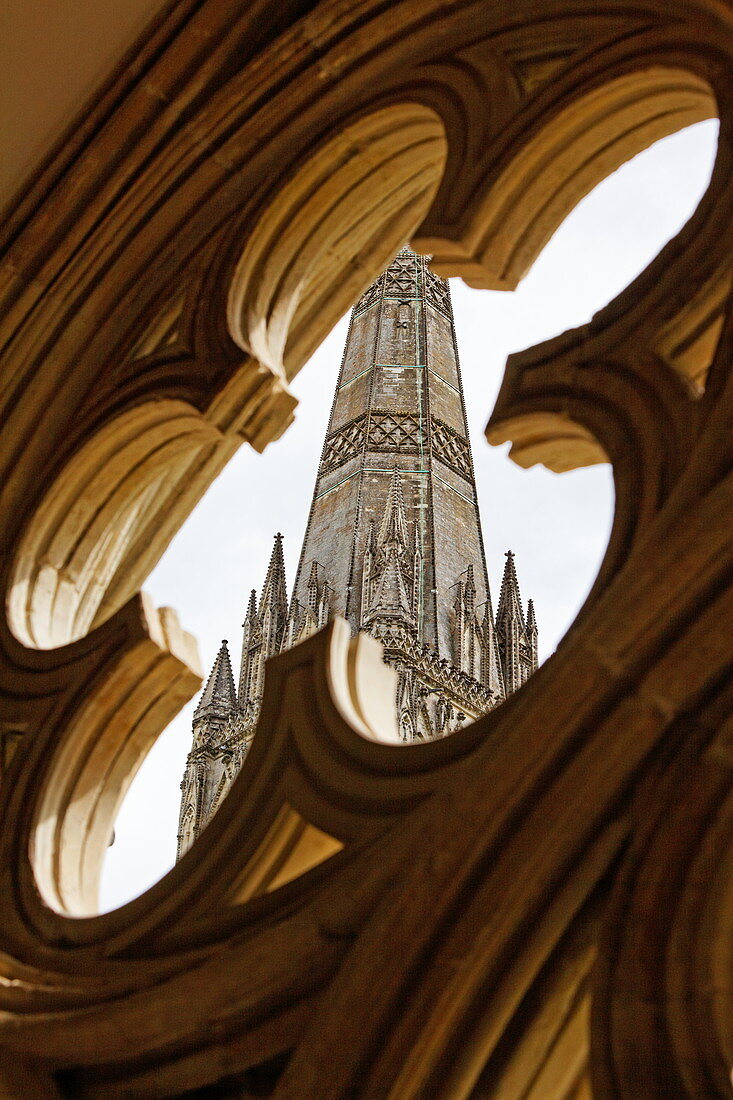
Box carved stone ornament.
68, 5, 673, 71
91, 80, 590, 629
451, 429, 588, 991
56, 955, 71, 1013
0, 0, 731, 1097
431, 416, 472, 479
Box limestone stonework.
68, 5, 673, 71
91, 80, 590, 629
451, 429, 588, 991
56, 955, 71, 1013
0, 1, 731, 1097
178, 251, 537, 856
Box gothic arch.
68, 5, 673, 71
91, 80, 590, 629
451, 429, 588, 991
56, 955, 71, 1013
226, 104, 447, 381
30, 595, 201, 917
7, 401, 223, 650
422, 65, 716, 291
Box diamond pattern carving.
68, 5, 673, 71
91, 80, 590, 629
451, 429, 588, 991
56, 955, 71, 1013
424, 269, 451, 316
383, 252, 418, 297
431, 417, 471, 478
368, 412, 421, 451
321, 415, 367, 472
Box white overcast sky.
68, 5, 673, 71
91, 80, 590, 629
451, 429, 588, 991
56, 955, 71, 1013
101, 120, 718, 912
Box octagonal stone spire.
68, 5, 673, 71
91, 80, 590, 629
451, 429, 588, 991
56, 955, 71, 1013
289, 246, 499, 679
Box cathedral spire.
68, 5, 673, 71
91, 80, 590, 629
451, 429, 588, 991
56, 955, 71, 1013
289, 245, 494, 665
180, 248, 541, 856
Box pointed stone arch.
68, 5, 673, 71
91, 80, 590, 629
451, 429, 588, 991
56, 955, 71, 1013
7, 402, 225, 650
227, 105, 447, 382
421, 66, 717, 293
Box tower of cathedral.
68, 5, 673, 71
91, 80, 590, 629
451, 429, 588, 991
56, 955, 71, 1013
177, 249, 538, 858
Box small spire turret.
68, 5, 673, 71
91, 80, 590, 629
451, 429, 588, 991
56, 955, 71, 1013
496, 551, 525, 629
259, 533, 288, 648
496, 551, 536, 692
363, 470, 416, 637
262, 533, 286, 603
378, 468, 410, 555
238, 589, 261, 706
194, 640, 237, 727
178, 639, 238, 860
527, 598, 539, 669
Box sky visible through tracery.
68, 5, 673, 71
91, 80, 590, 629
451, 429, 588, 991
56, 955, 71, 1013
100, 120, 719, 912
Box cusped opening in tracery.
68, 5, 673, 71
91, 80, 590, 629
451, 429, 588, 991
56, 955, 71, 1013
95, 118, 719, 916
